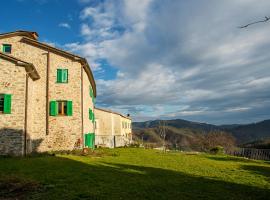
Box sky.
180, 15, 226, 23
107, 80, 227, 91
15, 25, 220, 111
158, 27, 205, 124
2, 0, 270, 124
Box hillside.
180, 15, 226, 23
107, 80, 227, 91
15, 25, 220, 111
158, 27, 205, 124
133, 119, 270, 145
224, 120, 270, 143
133, 119, 219, 132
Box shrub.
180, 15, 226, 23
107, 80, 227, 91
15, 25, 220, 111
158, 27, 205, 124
129, 143, 140, 148
210, 146, 224, 154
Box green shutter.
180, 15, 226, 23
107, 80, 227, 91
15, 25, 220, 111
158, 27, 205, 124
89, 133, 95, 148
62, 69, 68, 83
92, 113, 95, 123
89, 86, 93, 97
3, 94, 11, 114
89, 108, 93, 120
92, 133, 95, 148
50, 101, 58, 116
57, 69, 62, 83
67, 101, 73, 116
84, 134, 88, 147
89, 108, 91, 120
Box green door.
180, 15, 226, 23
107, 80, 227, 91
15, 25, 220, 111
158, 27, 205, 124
84, 133, 95, 149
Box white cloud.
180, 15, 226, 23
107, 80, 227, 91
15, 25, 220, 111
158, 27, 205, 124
66, 0, 270, 124
58, 22, 71, 29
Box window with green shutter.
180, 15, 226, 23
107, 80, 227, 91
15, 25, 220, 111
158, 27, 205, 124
50, 100, 73, 116
0, 94, 12, 114
57, 69, 68, 83
2, 44, 11, 54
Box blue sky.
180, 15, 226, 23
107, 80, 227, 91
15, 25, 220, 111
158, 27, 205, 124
2, 0, 270, 124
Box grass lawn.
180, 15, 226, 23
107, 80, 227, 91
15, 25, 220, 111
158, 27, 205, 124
0, 148, 269, 199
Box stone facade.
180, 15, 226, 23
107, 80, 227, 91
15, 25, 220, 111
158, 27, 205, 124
0, 31, 96, 155
95, 108, 132, 148
0, 59, 27, 155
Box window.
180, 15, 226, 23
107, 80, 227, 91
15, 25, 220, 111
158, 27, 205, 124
2, 44, 11, 54
58, 101, 67, 115
50, 100, 72, 116
0, 94, 11, 114
57, 69, 68, 83
0, 95, 4, 112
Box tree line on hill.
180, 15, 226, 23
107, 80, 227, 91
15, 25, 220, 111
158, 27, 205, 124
132, 119, 270, 151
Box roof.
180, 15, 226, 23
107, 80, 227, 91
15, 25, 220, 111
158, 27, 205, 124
0, 30, 38, 40
20, 37, 97, 97
95, 107, 131, 120
0, 52, 40, 80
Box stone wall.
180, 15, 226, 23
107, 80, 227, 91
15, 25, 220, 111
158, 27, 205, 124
0, 59, 26, 156
0, 34, 95, 154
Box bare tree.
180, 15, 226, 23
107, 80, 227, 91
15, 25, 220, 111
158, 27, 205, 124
239, 16, 270, 28
203, 131, 236, 152
158, 120, 167, 152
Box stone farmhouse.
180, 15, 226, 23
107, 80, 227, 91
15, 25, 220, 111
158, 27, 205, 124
0, 30, 97, 156
95, 107, 132, 148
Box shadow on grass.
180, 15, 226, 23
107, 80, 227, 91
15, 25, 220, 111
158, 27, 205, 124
241, 165, 270, 180
205, 155, 267, 163
0, 156, 269, 200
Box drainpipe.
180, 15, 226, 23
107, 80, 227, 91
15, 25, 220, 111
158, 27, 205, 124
81, 65, 84, 148
46, 52, 50, 135
24, 74, 29, 156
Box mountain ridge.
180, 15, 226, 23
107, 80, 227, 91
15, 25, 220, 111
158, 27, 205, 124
132, 119, 270, 144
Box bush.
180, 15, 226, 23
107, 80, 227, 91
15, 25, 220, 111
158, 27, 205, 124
129, 143, 140, 148
210, 146, 224, 154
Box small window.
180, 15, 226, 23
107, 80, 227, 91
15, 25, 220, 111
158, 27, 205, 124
0, 95, 4, 112
58, 101, 67, 115
57, 69, 68, 83
2, 44, 11, 54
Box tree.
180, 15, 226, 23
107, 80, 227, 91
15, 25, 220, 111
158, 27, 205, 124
158, 120, 167, 152
239, 16, 270, 28
203, 131, 236, 152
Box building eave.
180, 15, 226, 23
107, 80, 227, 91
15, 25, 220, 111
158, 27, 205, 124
95, 107, 131, 120
0, 30, 38, 40
0, 52, 40, 80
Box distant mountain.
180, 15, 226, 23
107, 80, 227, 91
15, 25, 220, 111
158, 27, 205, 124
224, 120, 270, 144
133, 119, 270, 144
133, 119, 220, 132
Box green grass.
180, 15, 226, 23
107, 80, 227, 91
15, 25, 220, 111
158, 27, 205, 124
0, 148, 269, 199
